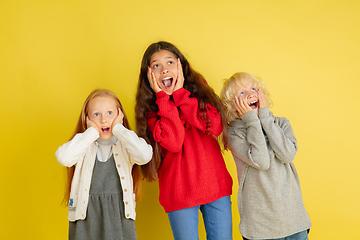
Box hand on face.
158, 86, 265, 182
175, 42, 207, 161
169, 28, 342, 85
257, 89, 269, 108
112, 108, 124, 128
148, 67, 162, 93
234, 95, 253, 119
86, 116, 100, 134
174, 58, 184, 92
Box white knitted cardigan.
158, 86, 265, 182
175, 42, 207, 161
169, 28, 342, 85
56, 124, 153, 221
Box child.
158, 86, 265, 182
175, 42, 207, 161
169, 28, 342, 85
135, 41, 233, 240
56, 89, 153, 240
220, 72, 311, 240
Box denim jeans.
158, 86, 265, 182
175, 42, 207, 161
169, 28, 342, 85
167, 195, 232, 240
242, 229, 309, 240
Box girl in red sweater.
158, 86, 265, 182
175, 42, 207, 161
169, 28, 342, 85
135, 41, 233, 240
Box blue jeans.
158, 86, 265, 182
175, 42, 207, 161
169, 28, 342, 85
167, 195, 232, 240
242, 229, 309, 240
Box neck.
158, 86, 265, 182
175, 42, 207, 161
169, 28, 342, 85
97, 135, 117, 145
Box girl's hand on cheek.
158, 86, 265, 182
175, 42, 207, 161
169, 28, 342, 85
112, 108, 124, 127
148, 67, 162, 93
234, 96, 252, 119
86, 116, 100, 134
174, 58, 184, 92
257, 89, 269, 108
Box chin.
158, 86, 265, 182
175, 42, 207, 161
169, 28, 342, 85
162, 88, 175, 95
100, 135, 112, 140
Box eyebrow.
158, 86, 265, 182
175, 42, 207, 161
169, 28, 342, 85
150, 56, 175, 65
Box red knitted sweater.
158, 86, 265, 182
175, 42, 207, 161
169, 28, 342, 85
147, 88, 233, 212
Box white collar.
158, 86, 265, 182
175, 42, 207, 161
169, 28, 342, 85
96, 135, 117, 162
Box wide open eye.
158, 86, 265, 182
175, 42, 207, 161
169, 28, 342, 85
168, 60, 174, 65
251, 88, 256, 92
94, 113, 99, 117
240, 92, 244, 96
107, 111, 113, 115
153, 64, 159, 69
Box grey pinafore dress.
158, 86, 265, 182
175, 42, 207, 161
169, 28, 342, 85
69, 154, 137, 240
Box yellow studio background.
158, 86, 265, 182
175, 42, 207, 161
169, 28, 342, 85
0, 0, 359, 239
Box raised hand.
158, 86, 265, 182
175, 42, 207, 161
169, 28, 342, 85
148, 67, 162, 93
86, 116, 100, 134
174, 58, 184, 92
112, 108, 124, 127
257, 89, 269, 108
234, 96, 253, 119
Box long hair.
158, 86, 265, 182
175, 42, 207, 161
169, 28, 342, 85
62, 89, 142, 206
135, 41, 228, 182
220, 72, 273, 124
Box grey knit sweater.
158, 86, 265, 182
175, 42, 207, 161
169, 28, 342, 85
228, 108, 311, 239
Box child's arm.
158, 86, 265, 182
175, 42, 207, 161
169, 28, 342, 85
229, 111, 271, 170
112, 123, 153, 165
172, 88, 222, 136
259, 108, 297, 163
147, 91, 185, 153
55, 127, 99, 167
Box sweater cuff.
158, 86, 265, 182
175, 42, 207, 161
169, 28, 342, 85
83, 127, 100, 142
112, 123, 127, 137
258, 107, 270, 119
156, 91, 170, 99
172, 88, 188, 106
241, 110, 259, 123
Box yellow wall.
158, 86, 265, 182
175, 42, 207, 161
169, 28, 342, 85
1, 0, 359, 239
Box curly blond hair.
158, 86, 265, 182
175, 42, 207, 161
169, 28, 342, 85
220, 72, 272, 123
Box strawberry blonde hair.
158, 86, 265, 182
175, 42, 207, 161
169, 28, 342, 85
220, 72, 272, 124
62, 89, 142, 206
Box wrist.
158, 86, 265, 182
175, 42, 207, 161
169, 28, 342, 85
259, 107, 270, 118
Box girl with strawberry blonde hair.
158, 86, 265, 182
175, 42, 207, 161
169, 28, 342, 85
56, 89, 152, 240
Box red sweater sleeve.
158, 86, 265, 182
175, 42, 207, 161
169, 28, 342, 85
172, 88, 222, 137
147, 91, 185, 153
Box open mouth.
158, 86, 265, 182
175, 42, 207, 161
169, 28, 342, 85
249, 100, 258, 109
101, 127, 110, 133
161, 76, 173, 88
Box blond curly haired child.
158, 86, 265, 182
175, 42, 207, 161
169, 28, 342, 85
220, 72, 311, 240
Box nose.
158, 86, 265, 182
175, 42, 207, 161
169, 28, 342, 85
242, 91, 256, 99
101, 117, 107, 123
248, 91, 256, 97
161, 68, 169, 74
247, 91, 257, 100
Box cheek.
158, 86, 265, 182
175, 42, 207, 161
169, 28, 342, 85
235, 92, 243, 98
89, 116, 99, 125
170, 66, 178, 76
109, 115, 117, 122
151, 69, 161, 81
